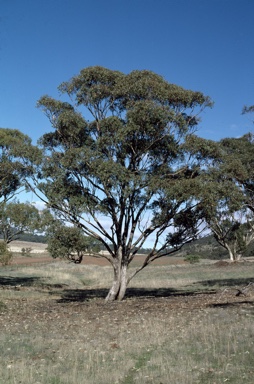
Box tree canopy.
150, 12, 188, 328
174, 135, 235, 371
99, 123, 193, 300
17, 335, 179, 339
242, 104, 254, 118
3, 68, 253, 299
0, 128, 34, 204
31, 66, 214, 300
198, 133, 254, 260
0, 201, 50, 245
0, 127, 40, 209
47, 224, 101, 264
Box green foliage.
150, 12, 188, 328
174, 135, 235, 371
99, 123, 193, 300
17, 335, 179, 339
47, 225, 101, 263
21, 247, 32, 256
121, 349, 154, 384
184, 254, 200, 264
0, 242, 12, 266
195, 133, 254, 261
242, 104, 254, 118
0, 300, 7, 312
219, 134, 254, 213
178, 235, 228, 260
0, 128, 39, 204
0, 201, 44, 244
36, 67, 211, 249
34, 66, 213, 299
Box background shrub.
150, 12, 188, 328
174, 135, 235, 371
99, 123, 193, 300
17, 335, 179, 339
0, 242, 13, 266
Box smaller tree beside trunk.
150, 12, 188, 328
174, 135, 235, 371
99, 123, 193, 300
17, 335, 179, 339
47, 224, 101, 264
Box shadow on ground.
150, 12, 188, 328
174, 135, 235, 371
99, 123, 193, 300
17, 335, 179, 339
210, 301, 254, 309
0, 276, 40, 287
58, 276, 254, 302
0, 276, 67, 289
57, 287, 217, 302
197, 277, 254, 288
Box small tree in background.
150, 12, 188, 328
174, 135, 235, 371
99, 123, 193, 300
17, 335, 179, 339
199, 133, 254, 261
184, 253, 200, 264
0, 242, 13, 266
21, 247, 32, 256
0, 201, 43, 244
205, 210, 254, 261
0, 127, 42, 265
47, 225, 101, 263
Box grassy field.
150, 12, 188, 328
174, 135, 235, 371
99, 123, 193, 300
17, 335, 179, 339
0, 253, 254, 383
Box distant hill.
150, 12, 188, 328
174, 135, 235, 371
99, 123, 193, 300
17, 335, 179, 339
0, 233, 47, 244
175, 234, 254, 259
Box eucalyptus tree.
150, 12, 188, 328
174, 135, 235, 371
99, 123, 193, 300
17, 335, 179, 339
200, 133, 254, 261
34, 66, 212, 301
0, 128, 34, 205
200, 188, 254, 261
0, 201, 46, 245
219, 134, 254, 214
0, 128, 43, 266
47, 225, 101, 263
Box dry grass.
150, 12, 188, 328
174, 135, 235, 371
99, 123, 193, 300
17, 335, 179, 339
9, 241, 48, 253
0, 257, 254, 383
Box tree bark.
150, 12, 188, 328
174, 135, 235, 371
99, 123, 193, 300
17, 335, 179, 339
105, 248, 129, 301
105, 264, 129, 301
116, 264, 128, 301
228, 248, 235, 262
226, 245, 241, 262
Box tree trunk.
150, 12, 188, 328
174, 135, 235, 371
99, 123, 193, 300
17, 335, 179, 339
227, 246, 241, 262
116, 264, 128, 301
228, 248, 235, 262
105, 263, 128, 302
234, 253, 242, 261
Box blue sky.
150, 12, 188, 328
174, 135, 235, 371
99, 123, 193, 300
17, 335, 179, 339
1, 0, 253, 247
1, 0, 253, 145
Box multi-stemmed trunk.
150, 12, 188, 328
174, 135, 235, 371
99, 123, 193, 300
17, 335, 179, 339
227, 246, 242, 262
105, 246, 131, 301
105, 262, 128, 301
